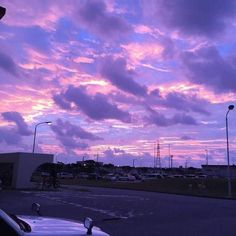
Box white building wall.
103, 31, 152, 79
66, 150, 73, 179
0, 152, 53, 188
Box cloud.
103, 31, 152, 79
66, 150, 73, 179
0, 128, 21, 145
51, 119, 102, 151
17, 26, 51, 53
181, 46, 236, 93
51, 119, 102, 141
53, 86, 131, 122
53, 94, 72, 110
145, 107, 198, 127
161, 91, 210, 115
1, 0, 69, 30
102, 147, 154, 166
148, 89, 210, 115
0, 51, 18, 76
75, 0, 131, 40
144, 0, 236, 37
180, 135, 194, 140
2, 111, 32, 135
100, 56, 147, 96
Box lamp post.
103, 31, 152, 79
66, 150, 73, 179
226, 105, 234, 198
132, 159, 136, 168
32, 121, 52, 153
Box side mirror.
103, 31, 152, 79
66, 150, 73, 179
31, 203, 41, 216
84, 217, 93, 235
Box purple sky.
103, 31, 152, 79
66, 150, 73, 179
0, 0, 236, 167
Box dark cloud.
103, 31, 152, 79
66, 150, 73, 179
180, 135, 194, 140
162, 92, 210, 115
53, 94, 72, 110
51, 119, 102, 151
147, 0, 236, 37
145, 107, 198, 127
2, 111, 32, 136
53, 86, 131, 123
148, 89, 210, 115
57, 136, 88, 150
150, 89, 161, 97
0, 51, 18, 76
100, 56, 147, 96
159, 35, 176, 59
51, 119, 102, 141
76, 0, 131, 40
182, 46, 236, 93
0, 128, 21, 145
102, 147, 153, 166
172, 113, 198, 125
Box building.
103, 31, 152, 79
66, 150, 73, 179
0, 152, 53, 189
202, 165, 236, 179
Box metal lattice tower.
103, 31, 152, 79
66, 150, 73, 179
156, 141, 161, 169
154, 140, 161, 169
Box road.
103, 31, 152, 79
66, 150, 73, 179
1, 186, 236, 236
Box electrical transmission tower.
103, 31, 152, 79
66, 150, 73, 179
154, 140, 161, 170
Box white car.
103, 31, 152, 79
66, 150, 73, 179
0, 203, 109, 236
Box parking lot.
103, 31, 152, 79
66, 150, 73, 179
1, 186, 236, 236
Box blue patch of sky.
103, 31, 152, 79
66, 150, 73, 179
217, 43, 236, 57
75, 28, 100, 44
54, 18, 76, 43
16, 26, 51, 53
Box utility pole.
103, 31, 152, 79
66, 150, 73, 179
157, 141, 161, 169
205, 149, 208, 166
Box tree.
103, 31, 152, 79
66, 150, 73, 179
0, 6, 6, 20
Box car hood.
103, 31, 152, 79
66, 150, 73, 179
18, 215, 109, 236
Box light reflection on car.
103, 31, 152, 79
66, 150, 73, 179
0, 203, 109, 236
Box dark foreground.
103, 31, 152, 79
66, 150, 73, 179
1, 186, 236, 236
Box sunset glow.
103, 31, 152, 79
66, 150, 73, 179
1, 0, 236, 167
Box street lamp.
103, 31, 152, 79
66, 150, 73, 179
132, 159, 136, 168
0, 6, 6, 20
32, 121, 52, 153
226, 105, 234, 198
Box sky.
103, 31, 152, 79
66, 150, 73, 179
0, 0, 236, 168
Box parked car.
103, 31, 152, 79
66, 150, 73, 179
87, 173, 101, 180
142, 173, 164, 180
197, 174, 208, 179
104, 174, 117, 181
76, 173, 89, 179
58, 172, 74, 179
0, 203, 109, 235
185, 174, 197, 179
172, 174, 185, 178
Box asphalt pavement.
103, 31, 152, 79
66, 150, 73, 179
1, 186, 236, 236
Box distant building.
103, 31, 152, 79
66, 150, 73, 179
0, 152, 53, 188
202, 165, 236, 179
